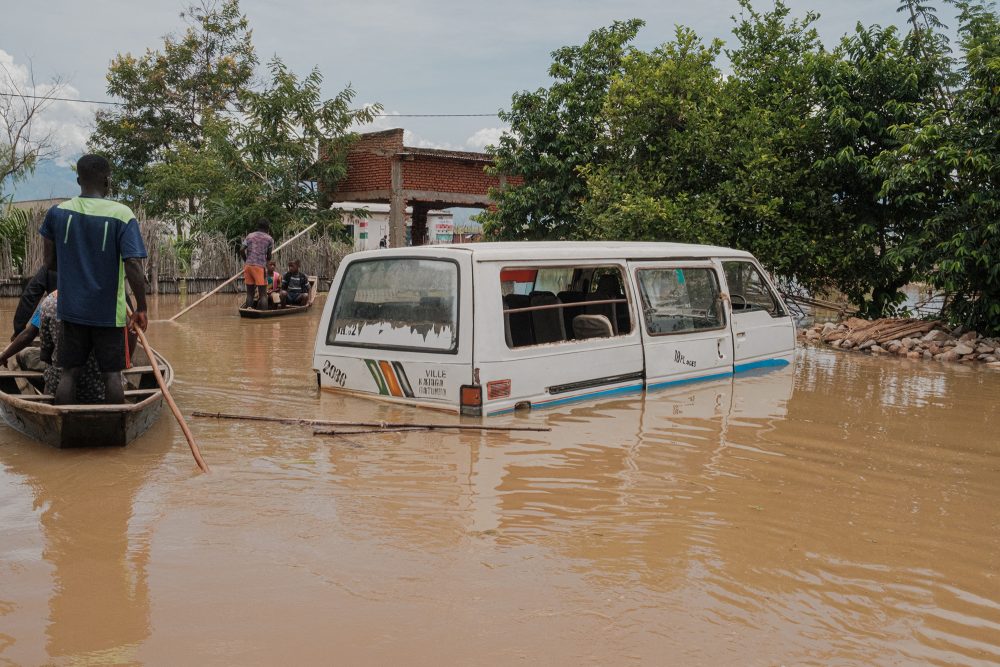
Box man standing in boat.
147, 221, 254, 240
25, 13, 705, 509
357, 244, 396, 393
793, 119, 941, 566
39, 154, 148, 405
239, 219, 274, 309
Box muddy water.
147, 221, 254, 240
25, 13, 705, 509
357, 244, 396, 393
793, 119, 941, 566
1, 295, 999, 666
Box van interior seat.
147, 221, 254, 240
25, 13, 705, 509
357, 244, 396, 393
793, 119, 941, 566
557, 291, 586, 338
503, 293, 534, 348
529, 291, 566, 344
573, 314, 614, 340
586, 274, 623, 334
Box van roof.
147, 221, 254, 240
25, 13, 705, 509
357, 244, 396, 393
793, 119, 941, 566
363, 241, 756, 262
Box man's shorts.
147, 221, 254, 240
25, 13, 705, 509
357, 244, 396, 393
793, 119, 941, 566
244, 264, 266, 286
287, 291, 307, 305
58, 321, 127, 372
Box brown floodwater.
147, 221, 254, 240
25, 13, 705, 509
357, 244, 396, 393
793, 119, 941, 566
1, 294, 998, 666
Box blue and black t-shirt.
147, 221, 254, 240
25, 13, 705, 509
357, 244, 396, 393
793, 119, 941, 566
39, 196, 147, 328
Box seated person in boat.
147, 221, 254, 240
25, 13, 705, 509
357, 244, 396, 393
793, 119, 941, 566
1, 292, 109, 402
10, 265, 56, 341
281, 260, 310, 306
266, 260, 282, 309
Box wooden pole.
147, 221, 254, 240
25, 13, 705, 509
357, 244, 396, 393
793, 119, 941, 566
135, 327, 210, 472
314, 427, 431, 436
169, 222, 319, 322
191, 410, 552, 433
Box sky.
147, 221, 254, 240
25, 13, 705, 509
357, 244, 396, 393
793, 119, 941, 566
1, 0, 930, 199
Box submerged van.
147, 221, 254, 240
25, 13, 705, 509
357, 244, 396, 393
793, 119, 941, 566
313, 242, 795, 416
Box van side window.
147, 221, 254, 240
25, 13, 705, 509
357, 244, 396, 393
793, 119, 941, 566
501, 265, 632, 349
635, 268, 725, 335
722, 261, 785, 317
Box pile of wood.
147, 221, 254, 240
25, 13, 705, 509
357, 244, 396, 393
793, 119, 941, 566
800, 317, 1000, 368
821, 317, 938, 347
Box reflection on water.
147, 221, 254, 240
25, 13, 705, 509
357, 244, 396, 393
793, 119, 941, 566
1, 294, 998, 665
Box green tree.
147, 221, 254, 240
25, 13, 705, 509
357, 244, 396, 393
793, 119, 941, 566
883, 0, 1000, 333
812, 22, 948, 316
481, 20, 644, 239
88, 0, 256, 206
579, 27, 728, 244
145, 58, 380, 239
718, 1, 842, 293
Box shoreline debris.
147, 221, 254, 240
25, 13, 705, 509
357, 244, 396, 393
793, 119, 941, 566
800, 318, 1000, 368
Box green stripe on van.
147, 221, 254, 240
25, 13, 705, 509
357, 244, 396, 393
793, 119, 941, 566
364, 359, 390, 395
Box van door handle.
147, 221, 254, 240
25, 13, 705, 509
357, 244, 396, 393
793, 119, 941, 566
717, 337, 727, 359
735, 331, 747, 339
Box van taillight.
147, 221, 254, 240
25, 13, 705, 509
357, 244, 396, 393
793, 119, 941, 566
460, 384, 482, 416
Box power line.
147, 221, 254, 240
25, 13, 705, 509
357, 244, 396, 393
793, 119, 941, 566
0, 91, 500, 117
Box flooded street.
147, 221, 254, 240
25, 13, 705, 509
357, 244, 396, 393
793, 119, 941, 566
1, 294, 999, 666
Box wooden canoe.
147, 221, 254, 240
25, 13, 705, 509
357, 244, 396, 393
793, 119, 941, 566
238, 275, 318, 319
0, 351, 172, 448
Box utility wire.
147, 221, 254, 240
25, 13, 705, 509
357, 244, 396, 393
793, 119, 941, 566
0, 91, 500, 117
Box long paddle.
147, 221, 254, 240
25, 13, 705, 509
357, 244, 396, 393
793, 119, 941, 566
169, 222, 318, 322
130, 315, 210, 472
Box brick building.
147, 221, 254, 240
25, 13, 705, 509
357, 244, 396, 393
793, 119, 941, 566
322, 128, 518, 247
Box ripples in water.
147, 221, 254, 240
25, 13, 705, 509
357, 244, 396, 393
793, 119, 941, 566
0, 295, 998, 665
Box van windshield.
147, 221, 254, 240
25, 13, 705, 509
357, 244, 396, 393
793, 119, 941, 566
328, 258, 459, 352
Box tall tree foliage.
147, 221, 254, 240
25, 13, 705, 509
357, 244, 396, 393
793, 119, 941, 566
884, 1, 1000, 331
812, 23, 948, 316
579, 28, 728, 244
145, 59, 378, 238
89, 0, 256, 205
481, 20, 644, 239
487, 1, 1000, 333
88, 0, 379, 241
719, 1, 838, 292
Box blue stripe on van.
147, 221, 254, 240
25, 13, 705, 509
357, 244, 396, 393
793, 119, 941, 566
734, 357, 790, 373
486, 382, 644, 416
485, 356, 790, 416
646, 370, 734, 392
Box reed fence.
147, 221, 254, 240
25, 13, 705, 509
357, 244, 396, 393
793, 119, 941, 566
0, 214, 352, 295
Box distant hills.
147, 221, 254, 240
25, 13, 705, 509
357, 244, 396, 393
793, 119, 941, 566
3, 159, 78, 202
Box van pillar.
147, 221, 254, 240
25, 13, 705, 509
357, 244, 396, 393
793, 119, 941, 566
389, 157, 406, 248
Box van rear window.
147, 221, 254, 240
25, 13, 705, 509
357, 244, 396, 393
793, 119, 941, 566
328, 258, 459, 352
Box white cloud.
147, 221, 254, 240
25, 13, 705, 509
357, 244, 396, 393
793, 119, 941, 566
354, 109, 508, 153
0, 49, 91, 165
464, 127, 505, 152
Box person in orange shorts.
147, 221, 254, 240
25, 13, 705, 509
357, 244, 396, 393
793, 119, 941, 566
239, 219, 274, 309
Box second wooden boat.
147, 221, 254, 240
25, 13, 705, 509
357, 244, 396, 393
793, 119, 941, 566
239, 275, 318, 319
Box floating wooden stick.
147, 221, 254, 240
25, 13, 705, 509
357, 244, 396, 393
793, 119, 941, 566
191, 410, 551, 432
314, 427, 431, 436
